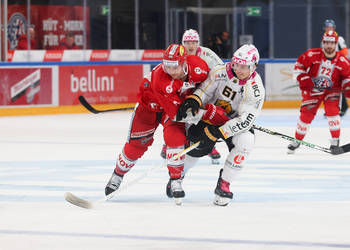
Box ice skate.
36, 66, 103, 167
208, 147, 220, 164
166, 179, 173, 198
160, 144, 167, 159
169, 178, 185, 205
287, 142, 300, 154
105, 170, 123, 196
214, 169, 233, 206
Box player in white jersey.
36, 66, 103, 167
176, 44, 265, 206
181, 29, 224, 69
323, 19, 348, 116
160, 29, 225, 164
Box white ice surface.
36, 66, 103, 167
0, 109, 350, 250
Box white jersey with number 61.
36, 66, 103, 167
187, 63, 265, 139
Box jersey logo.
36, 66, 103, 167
194, 67, 203, 74
166, 85, 173, 93
215, 99, 233, 115
251, 83, 261, 97
233, 154, 245, 164
215, 73, 226, 79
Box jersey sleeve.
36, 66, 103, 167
293, 51, 314, 91
340, 57, 350, 93
188, 55, 210, 83
219, 75, 265, 138
338, 36, 347, 50
193, 67, 220, 105
200, 47, 224, 69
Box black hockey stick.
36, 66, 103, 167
252, 124, 350, 155
78, 95, 135, 114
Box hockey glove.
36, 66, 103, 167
199, 125, 224, 146
344, 85, 350, 98
176, 95, 202, 121
202, 104, 230, 126
297, 73, 314, 91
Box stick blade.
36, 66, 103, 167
64, 192, 93, 209
340, 143, 350, 154
78, 96, 99, 114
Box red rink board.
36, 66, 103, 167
58, 65, 143, 105
0, 67, 53, 106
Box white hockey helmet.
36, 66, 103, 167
182, 29, 200, 45
232, 44, 259, 73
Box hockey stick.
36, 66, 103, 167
64, 142, 201, 209
78, 95, 135, 114
65, 163, 160, 209
253, 125, 350, 155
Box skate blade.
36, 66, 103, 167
174, 197, 183, 205
64, 192, 93, 209
213, 195, 230, 206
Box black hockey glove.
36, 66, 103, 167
199, 125, 224, 145
176, 95, 202, 121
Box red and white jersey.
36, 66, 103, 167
137, 55, 209, 119
293, 48, 350, 90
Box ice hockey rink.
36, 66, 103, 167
0, 108, 350, 250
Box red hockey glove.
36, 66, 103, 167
344, 84, 350, 98
297, 73, 314, 91
202, 104, 230, 125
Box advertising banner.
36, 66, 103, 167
7, 4, 90, 50
0, 67, 53, 106
59, 65, 144, 105
141, 50, 164, 60
265, 63, 301, 100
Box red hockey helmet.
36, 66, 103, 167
322, 30, 338, 43
163, 44, 187, 67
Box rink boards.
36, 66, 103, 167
0, 59, 347, 116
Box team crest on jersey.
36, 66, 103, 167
215, 99, 233, 115
194, 67, 203, 74
166, 85, 173, 93
8, 13, 27, 50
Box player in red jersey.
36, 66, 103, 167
288, 30, 350, 154
105, 44, 209, 204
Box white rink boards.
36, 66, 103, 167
0, 109, 350, 250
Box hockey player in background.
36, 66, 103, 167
105, 44, 210, 205
288, 30, 350, 154
323, 19, 349, 117
160, 29, 224, 164
175, 44, 265, 206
